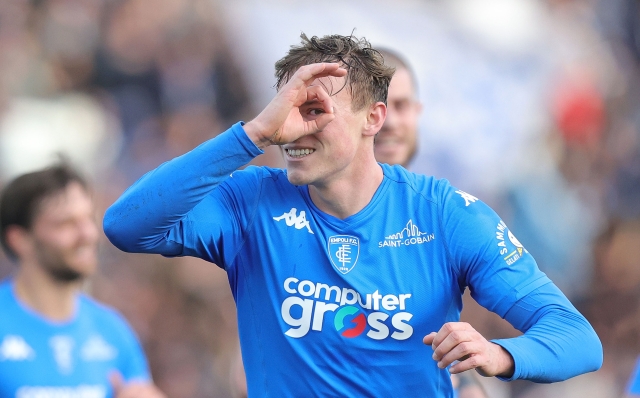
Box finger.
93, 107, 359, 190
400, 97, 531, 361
432, 330, 475, 362
430, 322, 473, 352
109, 371, 124, 394
296, 63, 347, 86
437, 340, 479, 369
423, 332, 437, 346
305, 85, 334, 114
114, 384, 147, 398
309, 113, 336, 133
449, 355, 483, 375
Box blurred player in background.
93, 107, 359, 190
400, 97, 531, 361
0, 163, 165, 398
374, 48, 422, 168
104, 33, 602, 397
377, 47, 488, 398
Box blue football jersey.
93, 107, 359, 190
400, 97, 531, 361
104, 122, 602, 397
628, 357, 640, 395
0, 280, 150, 398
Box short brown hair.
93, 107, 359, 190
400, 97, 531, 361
275, 33, 395, 111
377, 47, 419, 93
0, 162, 88, 260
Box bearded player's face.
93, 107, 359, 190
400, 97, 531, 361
27, 182, 99, 282
375, 67, 421, 167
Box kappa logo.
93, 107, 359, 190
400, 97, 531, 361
455, 190, 478, 207
378, 220, 435, 248
273, 208, 314, 234
0, 335, 34, 361
328, 235, 360, 274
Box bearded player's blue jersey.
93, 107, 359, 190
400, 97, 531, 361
0, 280, 150, 398
628, 357, 640, 395
105, 122, 602, 397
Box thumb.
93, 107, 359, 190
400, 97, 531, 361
109, 370, 125, 394
422, 332, 437, 346
312, 113, 336, 133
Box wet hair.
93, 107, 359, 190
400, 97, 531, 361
275, 33, 395, 111
376, 47, 419, 93
0, 162, 88, 260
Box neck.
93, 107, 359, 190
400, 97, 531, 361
14, 261, 81, 321
309, 152, 383, 219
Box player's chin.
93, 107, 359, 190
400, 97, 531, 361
286, 169, 313, 186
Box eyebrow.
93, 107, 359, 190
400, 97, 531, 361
301, 99, 323, 106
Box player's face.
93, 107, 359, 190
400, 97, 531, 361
283, 76, 368, 186
375, 67, 421, 167
28, 182, 99, 282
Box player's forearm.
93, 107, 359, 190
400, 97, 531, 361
492, 284, 602, 382
103, 122, 263, 253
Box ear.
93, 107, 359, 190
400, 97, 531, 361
363, 102, 387, 137
4, 225, 31, 260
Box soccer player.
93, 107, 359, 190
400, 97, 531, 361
104, 33, 603, 397
374, 48, 422, 168
377, 47, 488, 398
0, 163, 165, 398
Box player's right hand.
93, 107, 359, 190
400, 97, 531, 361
110, 371, 167, 398
244, 63, 347, 148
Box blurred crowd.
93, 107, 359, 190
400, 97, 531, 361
0, 0, 639, 397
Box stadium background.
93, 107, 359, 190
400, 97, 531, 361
0, 0, 639, 396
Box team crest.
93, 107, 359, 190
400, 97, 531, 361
328, 235, 360, 275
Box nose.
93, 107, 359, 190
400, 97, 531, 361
78, 217, 99, 244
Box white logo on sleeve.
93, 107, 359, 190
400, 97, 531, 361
455, 190, 478, 206
50, 335, 74, 374
80, 335, 117, 362
0, 335, 34, 361
273, 208, 314, 234
496, 220, 528, 265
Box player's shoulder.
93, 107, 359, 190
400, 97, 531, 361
0, 279, 12, 297
0, 279, 14, 310
78, 295, 134, 332
381, 163, 452, 204
230, 165, 288, 185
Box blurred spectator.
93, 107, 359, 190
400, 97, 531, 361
0, 162, 165, 398
0, 0, 258, 396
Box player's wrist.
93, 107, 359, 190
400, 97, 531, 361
492, 344, 515, 378
243, 118, 275, 149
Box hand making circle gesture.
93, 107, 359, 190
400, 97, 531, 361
244, 63, 347, 148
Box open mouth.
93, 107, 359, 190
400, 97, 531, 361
286, 148, 315, 158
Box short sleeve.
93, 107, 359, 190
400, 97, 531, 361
113, 313, 151, 382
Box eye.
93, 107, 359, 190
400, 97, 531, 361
394, 99, 410, 112
308, 108, 325, 116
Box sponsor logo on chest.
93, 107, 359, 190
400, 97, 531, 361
378, 220, 435, 248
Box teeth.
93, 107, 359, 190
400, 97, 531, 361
287, 148, 314, 158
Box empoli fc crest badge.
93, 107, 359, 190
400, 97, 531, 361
328, 235, 360, 274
